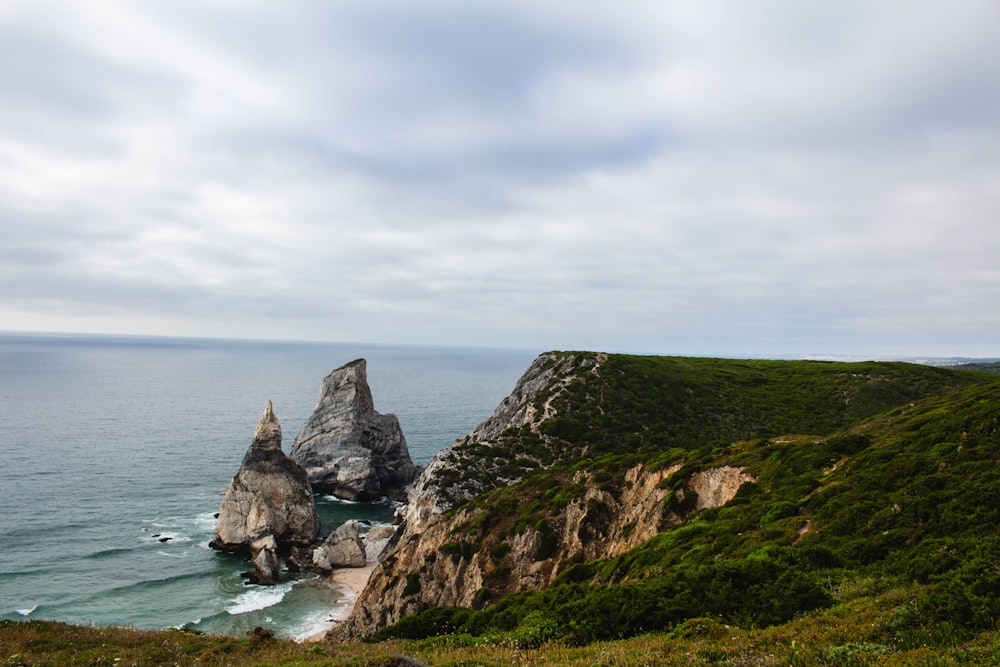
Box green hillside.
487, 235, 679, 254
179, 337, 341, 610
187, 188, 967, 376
376, 354, 1000, 649
430, 354, 982, 507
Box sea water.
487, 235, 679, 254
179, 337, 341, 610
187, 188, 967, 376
0, 333, 538, 638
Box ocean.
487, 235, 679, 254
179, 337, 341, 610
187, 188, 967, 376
0, 333, 538, 639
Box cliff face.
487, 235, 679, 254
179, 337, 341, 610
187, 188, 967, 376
211, 401, 320, 584
342, 461, 754, 637
290, 359, 417, 501
400, 352, 600, 531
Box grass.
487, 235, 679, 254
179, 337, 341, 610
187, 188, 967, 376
5, 593, 1000, 666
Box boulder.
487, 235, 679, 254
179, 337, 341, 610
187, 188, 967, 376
312, 520, 367, 571
210, 401, 320, 584
364, 524, 398, 563
250, 535, 280, 585
290, 359, 417, 500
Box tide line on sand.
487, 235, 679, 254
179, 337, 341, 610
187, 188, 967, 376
299, 563, 376, 642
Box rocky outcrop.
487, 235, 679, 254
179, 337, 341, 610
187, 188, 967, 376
290, 359, 417, 501
312, 520, 367, 571
363, 524, 397, 562
210, 401, 320, 584
311, 521, 398, 577
689, 466, 757, 510
401, 352, 602, 531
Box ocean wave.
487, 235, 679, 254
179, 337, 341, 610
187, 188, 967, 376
226, 582, 293, 615
193, 512, 218, 533
85, 569, 217, 600
15, 605, 37, 617
83, 546, 137, 560
321, 495, 359, 504
0, 567, 54, 579
155, 550, 189, 559
290, 608, 340, 642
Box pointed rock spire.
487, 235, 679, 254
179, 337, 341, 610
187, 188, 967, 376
252, 399, 282, 451
211, 401, 320, 585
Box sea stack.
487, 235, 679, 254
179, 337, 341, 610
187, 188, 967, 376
290, 359, 417, 501
210, 401, 320, 584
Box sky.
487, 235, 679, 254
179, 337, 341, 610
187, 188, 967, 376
1, 1, 998, 358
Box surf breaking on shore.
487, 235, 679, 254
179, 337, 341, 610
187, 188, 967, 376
299, 563, 377, 642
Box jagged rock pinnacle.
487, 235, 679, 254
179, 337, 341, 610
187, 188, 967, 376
211, 401, 320, 585
252, 399, 282, 451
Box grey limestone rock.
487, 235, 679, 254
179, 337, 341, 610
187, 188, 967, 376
312, 520, 367, 571
210, 401, 320, 584
250, 535, 280, 585
363, 524, 398, 563
290, 359, 417, 501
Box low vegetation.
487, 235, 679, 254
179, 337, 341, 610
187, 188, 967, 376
373, 354, 1000, 658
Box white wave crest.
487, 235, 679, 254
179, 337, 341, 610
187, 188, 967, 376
290, 608, 339, 642
226, 582, 293, 615
193, 513, 218, 532
15, 605, 37, 617
321, 495, 358, 504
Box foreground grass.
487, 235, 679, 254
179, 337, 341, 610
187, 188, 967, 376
5, 585, 1000, 667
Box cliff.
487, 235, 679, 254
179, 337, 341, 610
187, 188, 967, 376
210, 401, 320, 584
334, 352, 992, 641
290, 359, 417, 501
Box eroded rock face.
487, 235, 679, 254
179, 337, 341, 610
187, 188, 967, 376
401, 352, 596, 531
338, 461, 756, 638
688, 466, 757, 511
210, 401, 320, 584
290, 359, 417, 501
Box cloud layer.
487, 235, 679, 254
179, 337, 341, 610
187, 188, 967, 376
2, 1, 999, 356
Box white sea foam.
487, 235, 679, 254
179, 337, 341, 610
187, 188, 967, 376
15, 605, 37, 617
322, 495, 359, 504
193, 512, 217, 532
226, 582, 293, 615
290, 609, 338, 642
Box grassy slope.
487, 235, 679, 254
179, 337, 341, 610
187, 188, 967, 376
4, 613, 1000, 665
430, 355, 982, 506
374, 355, 1000, 652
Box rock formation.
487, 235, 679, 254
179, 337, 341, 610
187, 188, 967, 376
290, 359, 417, 501
210, 401, 320, 584
400, 352, 600, 531
312, 520, 367, 571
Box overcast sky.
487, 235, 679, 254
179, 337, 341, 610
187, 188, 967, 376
2, 1, 998, 357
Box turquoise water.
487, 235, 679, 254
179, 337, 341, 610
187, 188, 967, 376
0, 333, 537, 638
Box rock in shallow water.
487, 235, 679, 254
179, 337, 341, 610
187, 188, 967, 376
210, 401, 320, 584
290, 359, 417, 501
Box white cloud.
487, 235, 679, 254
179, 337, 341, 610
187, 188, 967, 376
0, 1, 998, 356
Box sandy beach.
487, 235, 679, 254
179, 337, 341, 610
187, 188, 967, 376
300, 563, 376, 642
